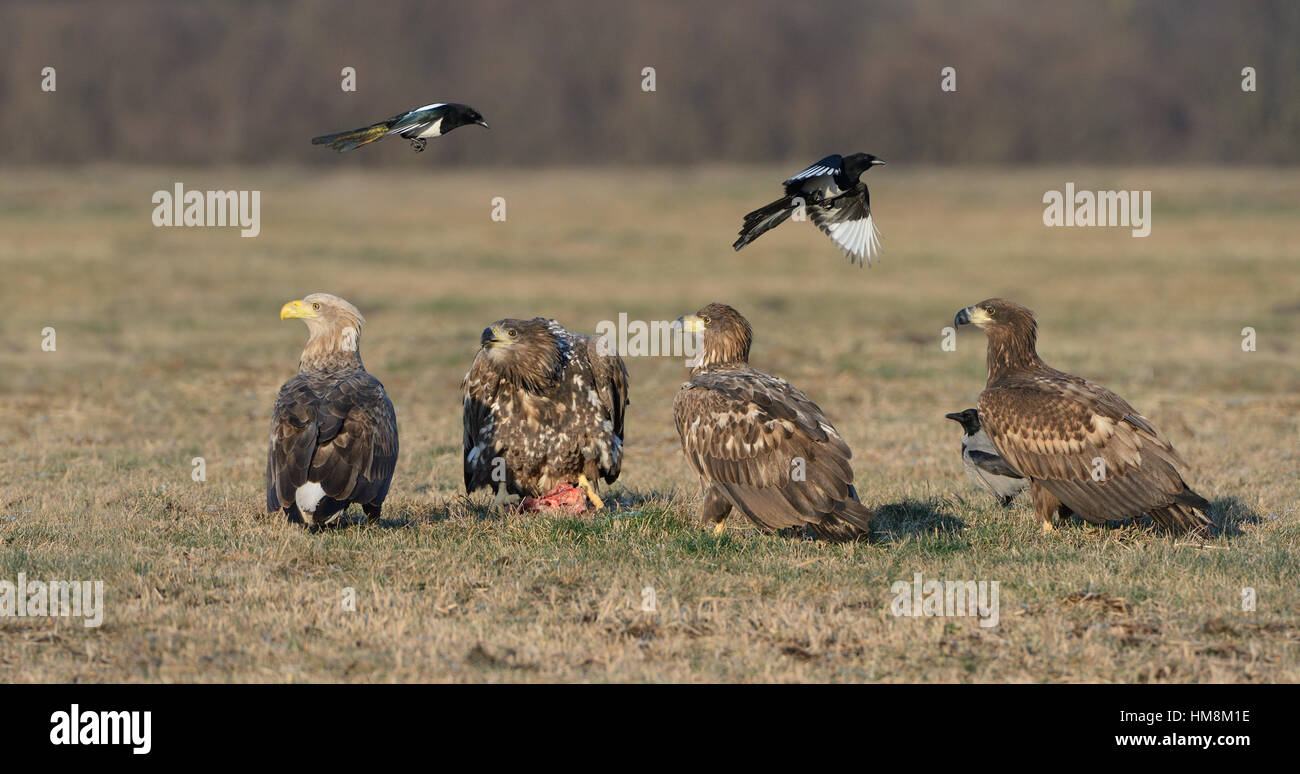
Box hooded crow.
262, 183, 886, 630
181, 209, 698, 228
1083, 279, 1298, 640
733, 153, 886, 266
945, 408, 1028, 506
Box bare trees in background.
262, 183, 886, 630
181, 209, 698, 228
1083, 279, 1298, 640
0, 0, 1295, 167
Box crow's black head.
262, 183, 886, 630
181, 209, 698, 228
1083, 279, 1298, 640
841, 153, 887, 179
944, 408, 981, 436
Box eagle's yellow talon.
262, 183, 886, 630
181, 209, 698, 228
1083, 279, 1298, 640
577, 474, 605, 510
713, 520, 727, 537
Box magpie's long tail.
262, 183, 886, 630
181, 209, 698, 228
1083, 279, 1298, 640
733, 196, 794, 251
311, 120, 394, 152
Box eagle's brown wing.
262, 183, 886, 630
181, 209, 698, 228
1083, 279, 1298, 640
673, 369, 873, 539
267, 371, 398, 513
977, 373, 1210, 532
461, 355, 498, 493
584, 337, 629, 482
587, 339, 629, 441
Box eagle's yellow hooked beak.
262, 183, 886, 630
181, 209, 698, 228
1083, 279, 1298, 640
280, 299, 318, 320
677, 315, 706, 333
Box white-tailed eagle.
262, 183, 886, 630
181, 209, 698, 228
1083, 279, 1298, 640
462, 317, 629, 509
673, 303, 874, 540
955, 298, 1212, 535
266, 293, 398, 529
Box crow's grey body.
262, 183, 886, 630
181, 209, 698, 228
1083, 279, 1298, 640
946, 408, 1027, 506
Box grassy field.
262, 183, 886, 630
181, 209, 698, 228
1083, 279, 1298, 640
0, 165, 1296, 682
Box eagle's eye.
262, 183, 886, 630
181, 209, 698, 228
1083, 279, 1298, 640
701, 315, 712, 325
983, 307, 995, 317
311, 302, 322, 311
507, 329, 518, 338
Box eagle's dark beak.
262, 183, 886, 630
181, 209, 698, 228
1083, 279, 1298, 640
954, 306, 974, 327
480, 326, 500, 347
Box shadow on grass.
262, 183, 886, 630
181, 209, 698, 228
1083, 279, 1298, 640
605, 489, 683, 511
373, 488, 683, 530
307, 501, 459, 531
869, 498, 966, 543
1208, 496, 1267, 538
1053, 496, 1260, 540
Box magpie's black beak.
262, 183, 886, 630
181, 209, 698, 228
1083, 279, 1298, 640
954, 306, 974, 327
870, 158, 886, 166
476, 120, 490, 129
944, 412, 963, 423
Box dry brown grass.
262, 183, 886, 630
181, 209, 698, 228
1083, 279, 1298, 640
0, 165, 1296, 682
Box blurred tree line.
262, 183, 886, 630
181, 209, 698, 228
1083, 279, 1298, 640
0, 0, 1295, 167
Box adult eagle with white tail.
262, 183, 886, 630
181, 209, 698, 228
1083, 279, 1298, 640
955, 298, 1212, 535
266, 293, 398, 528
673, 303, 874, 540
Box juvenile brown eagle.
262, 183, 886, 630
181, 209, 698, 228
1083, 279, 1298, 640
673, 303, 874, 540
955, 299, 1212, 535
266, 293, 398, 528
462, 318, 629, 509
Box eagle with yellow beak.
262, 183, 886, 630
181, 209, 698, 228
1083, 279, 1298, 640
672, 303, 874, 540
955, 298, 1212, 535
266, 293, 398, 528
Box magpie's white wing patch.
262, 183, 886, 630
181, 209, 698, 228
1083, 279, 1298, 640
413, 118, 444, 138
809, 196, 882, 266
388, 104, 448, 136
783, 154, 843, 185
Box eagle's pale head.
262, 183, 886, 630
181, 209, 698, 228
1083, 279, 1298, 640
678, 302, 752, 370
280, 292, 365, 372
478, 317, 562, 390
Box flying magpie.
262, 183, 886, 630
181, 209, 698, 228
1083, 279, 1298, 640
733, 153, 886, 266
312, 103, 488, 153
945, 408, 1028, 507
